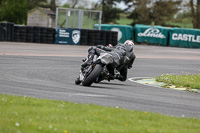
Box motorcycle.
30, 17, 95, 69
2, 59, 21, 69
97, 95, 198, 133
75, 52, 114, 86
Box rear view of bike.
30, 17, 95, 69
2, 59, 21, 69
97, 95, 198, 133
75, 53, 113, 86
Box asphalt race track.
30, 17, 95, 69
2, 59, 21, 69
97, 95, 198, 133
0, 42, 200, 118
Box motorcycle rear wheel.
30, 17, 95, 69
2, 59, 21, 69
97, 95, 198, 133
82, 64, 103, 86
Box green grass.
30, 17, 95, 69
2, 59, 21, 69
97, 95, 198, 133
116, 14, 132, 25
156, 74, 200, 89
57, 11, 193, 29
166, 21, 193, 28
57, 11, 100, 29
0, 94, 200, 133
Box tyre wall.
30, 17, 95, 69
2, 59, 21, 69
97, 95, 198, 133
0, 22, 14, 42
0, 22, 118, 46
13, 25, 55, 44
0, 22, 55, 44
81, 29, 118, 46
55, 28, 118, 46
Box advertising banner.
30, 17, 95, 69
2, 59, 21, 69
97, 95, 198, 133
94, 24, 133, 43
134, 24, 170, 46
169, 28, 200, 48
55, 28, 81, 45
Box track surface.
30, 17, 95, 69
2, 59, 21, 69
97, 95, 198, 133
0, 42, 200, 118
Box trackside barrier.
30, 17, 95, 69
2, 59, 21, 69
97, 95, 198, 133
55, 28, 81, 45
169, 28, 200, 48
134, 24, 200, 48
13, 25, 55, 44
1, 22, 200, 48
0, 22, 55, 44
134, 24, 170, 46
0, 22, 118, 46
94, 24, 133, 44
55, 28, 118, 46
0, 22, 14, 41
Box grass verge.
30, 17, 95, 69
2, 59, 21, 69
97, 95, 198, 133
116, 14, 132, 25
0, 94, 200, 133
156, 74, 200, 90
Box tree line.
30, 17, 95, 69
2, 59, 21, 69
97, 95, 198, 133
0, 0, 56, 24
0, 0, 199, 29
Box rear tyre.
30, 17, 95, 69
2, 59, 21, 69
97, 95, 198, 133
82, 64, 103, 86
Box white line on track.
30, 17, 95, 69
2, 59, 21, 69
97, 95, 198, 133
128, 77, 163, 89
52, 92, 112, 98
71, 93, 112, 97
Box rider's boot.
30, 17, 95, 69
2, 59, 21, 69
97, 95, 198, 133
108, 74, 115, 82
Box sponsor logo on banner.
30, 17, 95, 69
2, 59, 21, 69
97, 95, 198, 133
72, 30, 80, 44
111, 28, 122, 41
172, 33, 200, 43
138, 28, 166, 38
59, 29, 69, 37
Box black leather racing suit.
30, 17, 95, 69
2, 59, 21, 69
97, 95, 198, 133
100, 44, 136, 81
84, 44, 135, 81
86, 44, 126, 69
116, 45, 136, 81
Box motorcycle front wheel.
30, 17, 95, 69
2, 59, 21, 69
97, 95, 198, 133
82, 64, 103, 86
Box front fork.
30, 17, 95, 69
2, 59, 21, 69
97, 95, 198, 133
79, 64, 94, 81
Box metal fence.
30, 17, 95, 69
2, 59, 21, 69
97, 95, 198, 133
55, 8, 102, 30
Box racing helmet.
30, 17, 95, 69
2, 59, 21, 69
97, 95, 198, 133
124, 40, 134, 52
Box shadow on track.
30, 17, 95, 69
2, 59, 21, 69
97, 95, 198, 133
97, 81, 130, 86
82, 82, 132, 89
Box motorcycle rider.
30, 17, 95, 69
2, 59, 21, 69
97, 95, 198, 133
114, 40, 136, 81
81, 40, 136, 82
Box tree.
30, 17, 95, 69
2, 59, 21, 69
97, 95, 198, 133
0, 0, 29, 24
104, 7, 122, 23
0, 0, 2, 17
150, 0, 181, 26
196, 0, 200, 29
71, 0, 79, 8
190, 0, 200, 28
50, 0, 56, 12
95, 0, 123, 23
62, 0, 80, 8
0, 0, 51, 24
127, 0, 151, 26
125, 0, 181, 26
28, 0, 48, 9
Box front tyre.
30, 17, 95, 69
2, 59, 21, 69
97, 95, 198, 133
82, 64, 103, 86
